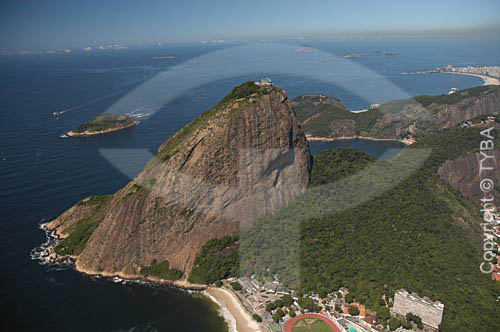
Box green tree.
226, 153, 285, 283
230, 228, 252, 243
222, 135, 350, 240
348, 306, 360, 316
266, 302, 277, 312
388, 318, 402, 331
376, 307, 391, 322
231, 282, 242, 291
282, 294, 293, 307
252, 314, 262, 322
402, 320, 412, 329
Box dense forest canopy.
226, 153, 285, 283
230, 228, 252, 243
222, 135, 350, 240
190, 128, 500, 331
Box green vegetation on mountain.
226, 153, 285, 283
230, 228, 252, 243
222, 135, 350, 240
190, 127, 500, 331
310, 148, 376, 187
72, 114, 137, 134
74, 194, 113, 208
292, 95, 383, 137
54, 216, 102, 256
188, 235, 240, 284
54, 195, 112, 256
140, 259, 183, 280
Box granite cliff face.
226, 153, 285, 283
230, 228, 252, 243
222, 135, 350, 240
47, 82, 311, 281
438, 148, 500, 203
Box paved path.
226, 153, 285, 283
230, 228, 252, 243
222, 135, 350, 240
284, 313, 342, 332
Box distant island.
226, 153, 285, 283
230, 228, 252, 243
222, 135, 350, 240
295, 44, 315, 52
154, 55, 176, 59
67, 114, 139, 137
344, 50, 400, 58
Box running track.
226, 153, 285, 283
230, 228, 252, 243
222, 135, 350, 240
284, 313, 342, 332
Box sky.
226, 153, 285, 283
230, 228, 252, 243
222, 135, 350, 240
1, 0, 500, 50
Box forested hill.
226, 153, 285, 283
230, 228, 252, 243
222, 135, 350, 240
191, 127, 500, 332
291, 94, 382, 138
292, 85, 500, 140
68, 114, 138, 136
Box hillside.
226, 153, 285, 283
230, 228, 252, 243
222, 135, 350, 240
67, 114, 139, 136
47, 81, 311, 283
291, 94, 382, 138
192, 128, 500, 331
293, 85, 500, 140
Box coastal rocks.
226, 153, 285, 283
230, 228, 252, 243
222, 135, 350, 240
47, 83, 311, 280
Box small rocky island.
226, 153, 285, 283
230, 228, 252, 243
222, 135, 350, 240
67, 114, 139, 137
295, 44, 315, 52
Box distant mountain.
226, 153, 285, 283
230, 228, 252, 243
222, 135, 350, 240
293, 85, 500, 140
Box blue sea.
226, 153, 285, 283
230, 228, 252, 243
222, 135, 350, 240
1, 39, 499, 331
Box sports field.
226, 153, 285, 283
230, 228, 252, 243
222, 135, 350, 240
291, 317, 334, 332
285, 314, 340, 332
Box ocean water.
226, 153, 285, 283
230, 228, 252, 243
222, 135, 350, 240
1, 39, 499, 331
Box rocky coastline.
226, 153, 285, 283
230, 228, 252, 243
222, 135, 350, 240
34, 222, 207, 291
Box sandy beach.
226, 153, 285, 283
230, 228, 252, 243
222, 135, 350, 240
206, 287, 262, 332
441, 71, 500, 85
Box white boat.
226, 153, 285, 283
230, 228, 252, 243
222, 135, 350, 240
59, 134, 68, 138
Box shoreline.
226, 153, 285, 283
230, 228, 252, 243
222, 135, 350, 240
34, 222, 207, 291
425, 71, 500, 86
35, 221, 261, 332
306, 134, 415, 145
206, 286, 262, 332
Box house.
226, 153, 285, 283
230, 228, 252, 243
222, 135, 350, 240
263, 282, 279, 294
363, 316, 377, 325
251, 279, 262, 290
255, 77, 273, 86
277, 287, 290, 295
238, 277, 257, 293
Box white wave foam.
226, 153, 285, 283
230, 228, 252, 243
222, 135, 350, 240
204, 291, 238, 332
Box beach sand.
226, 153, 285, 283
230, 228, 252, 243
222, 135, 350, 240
206, 287, 263, 332
441, 72, 500, 85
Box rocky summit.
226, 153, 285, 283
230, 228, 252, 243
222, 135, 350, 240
47, 82, 311, 281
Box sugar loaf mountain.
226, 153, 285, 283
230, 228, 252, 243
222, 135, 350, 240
47, 83, 500, 331
48, 82, 311, 283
